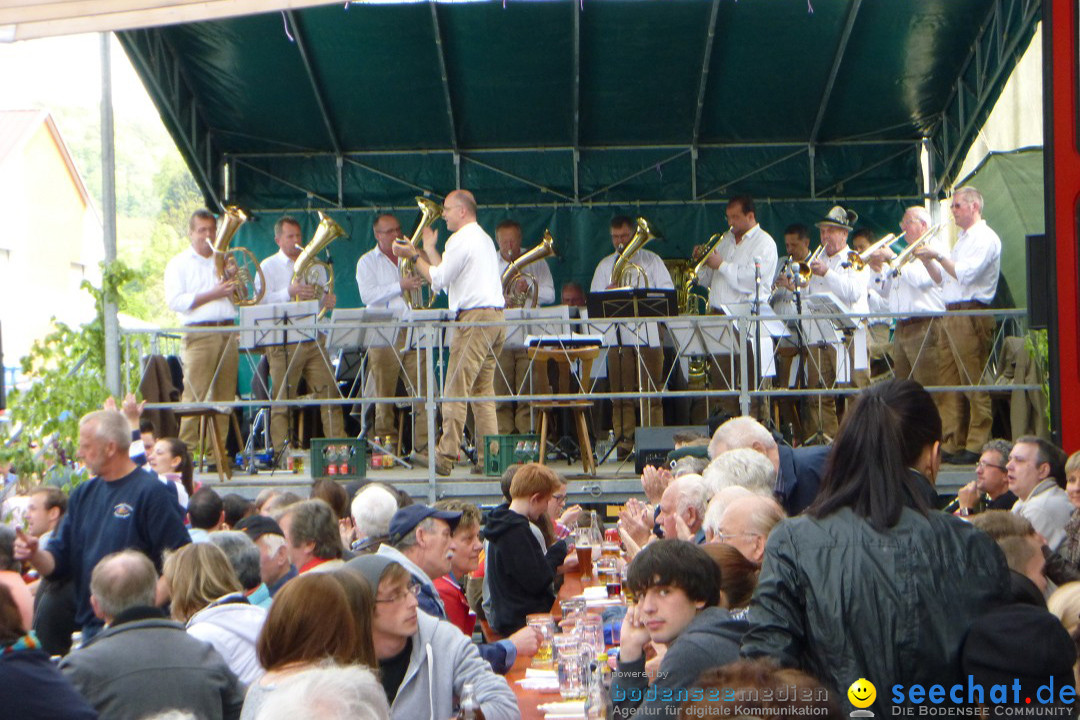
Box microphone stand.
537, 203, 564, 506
752, 259, 763, 422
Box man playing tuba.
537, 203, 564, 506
258, 215, 343, 460
590, 215, 673, 457
494, 220, 555, 434
164, 208, 241, 457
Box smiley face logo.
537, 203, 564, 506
847, 678, 876, 709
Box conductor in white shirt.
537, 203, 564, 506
914, 186, 1001, 465
494, 219, 555, 434
163, 209, 239, 454
355, 213, 430, 458
258, 216, 343, 457
590, 215, 674, 456
392, 190, 506, 476
693, 195, 778, 417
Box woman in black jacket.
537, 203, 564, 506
741, 380, 1009, 715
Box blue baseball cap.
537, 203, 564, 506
388, 504, 462, 545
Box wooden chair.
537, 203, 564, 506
526, 346, 600, 476
172, 405, 239, 481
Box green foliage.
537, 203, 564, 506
0, 261, 142, 484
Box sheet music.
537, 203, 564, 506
239, 301, 319, 350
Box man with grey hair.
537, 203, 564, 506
870, 206, 947, 403
277, 499, 345, 574
351, 483, 400, 553
14, 410, 189, 638
209, 530, 272, 609
713, 495, 786, 565
915, 186, 1002, 464
254, 665, 389, 720
60, 551, 244, 720
657, 475, 709, 544
702, 448, 777, 498
233, 515, 296, 597
708, 415, 828, 516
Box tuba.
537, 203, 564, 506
501, 230, 556, 308
610, 217, 659, 289
292, 211, 347, 318
213, 206, 264, 306
399, 197, 442, 310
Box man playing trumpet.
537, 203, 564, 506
258, 216, 343, 458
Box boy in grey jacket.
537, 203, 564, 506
346, 555, 518, 720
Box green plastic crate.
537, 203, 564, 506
310, 438, 367, 480
483, 434, 539, 476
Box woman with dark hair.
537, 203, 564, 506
240, 573, 369, 719
742, 380, 1009, 714
149, 437, 196, 506
0, 584, 97, 719
329, 569, 378, 666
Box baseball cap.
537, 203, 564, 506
388, 504, 462, 545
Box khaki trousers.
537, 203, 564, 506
436, 309, 507, 466
494, 348, 551, 435
939, 312, 995, 453
266, 336, 343, 451
607, 346, 664, 449
179, 329, 239, 452
804, 344, 840, 442
367, 330, 428, 452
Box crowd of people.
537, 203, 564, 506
159, 183, 1013, 474
2, 374, 1079, 718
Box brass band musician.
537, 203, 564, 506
257, 216, 343, 457
494, 219, 555, 434
590, 215, 673, 456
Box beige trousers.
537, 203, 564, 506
436, 309, 507, 467
494, 348, 551, 435
607, 346, 664, 449
939, 312, 995, 453
266, 336, 343, 450
804, 344, 840, 442
367, 329, 428, 452
179, 329, 239, 452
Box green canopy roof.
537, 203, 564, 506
117, 0, 1039, 213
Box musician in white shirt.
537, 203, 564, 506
693, 195, 778, 417
770, 223, 813, 438
804, 206, 869, 443
258, 216, 343, 457
393, 190, 506, 476
355, 213, 429, 457
590, 216, 674, 455
494, 219, 554, 434
851, 228, 892, 385
163, 209, 239, 454
914, 187, 1001, 464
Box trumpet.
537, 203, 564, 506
889, 223, 945, 277
789, 244, 824, 286
842, 232, 906, 270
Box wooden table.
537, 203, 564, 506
506, 570, 596, 719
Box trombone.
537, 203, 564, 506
888, 223, 945, 277
788, 244, 824, 286
842, 232, 906, 271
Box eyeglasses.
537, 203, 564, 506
376, 581, 422, 604
713, 532, 758, 543
553, 494, 567, 504
976, 461, 1006, 472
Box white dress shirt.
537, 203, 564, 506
497, 255, 555, 306
164, 246, 235, 324
428, 222, 505, 313
356, 246, 408, 312
807, 246, 870, 314
590, 249, 674, 292
873, 237, 946, 314
259, 250, 331, 305
940, 219, 1001, 304
696, 224, 778, 311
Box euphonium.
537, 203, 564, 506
610, 217, 659, 289
682, 230, 727, 314
213, 206, 264, 306
501, 230, 556, 308
842, 232, 905, 271
889, 223, 945, 277
292, 210, 346, 317
399, 196, 442, 310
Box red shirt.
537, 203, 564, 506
434, 573, 476, 637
